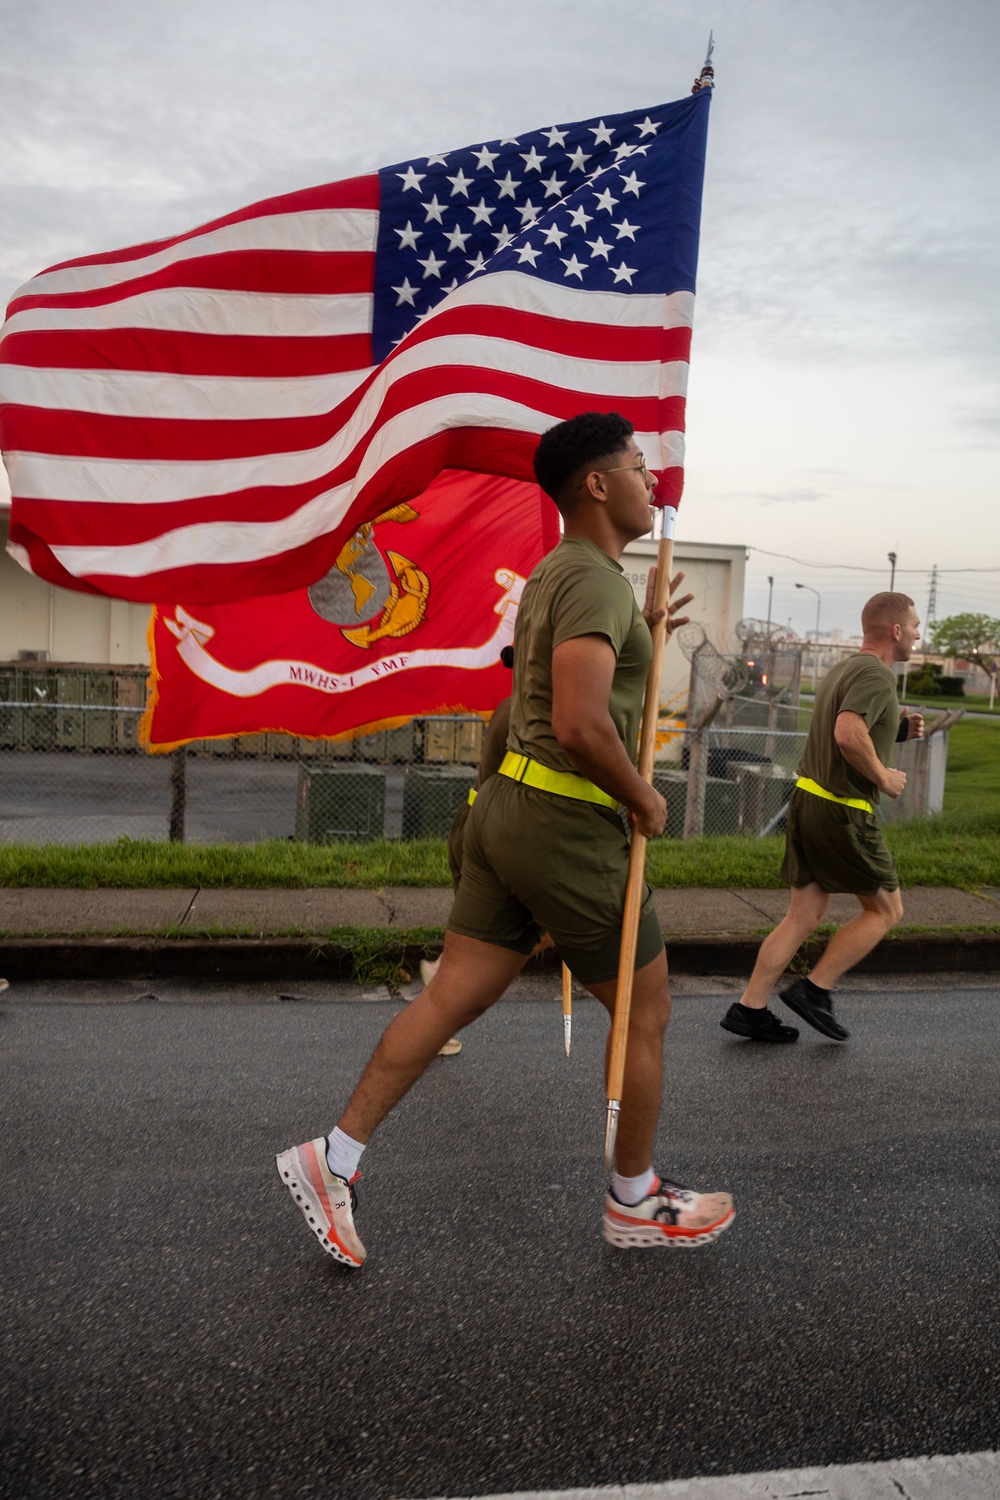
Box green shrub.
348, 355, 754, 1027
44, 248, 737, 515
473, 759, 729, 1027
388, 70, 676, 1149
903, 667, 940, 697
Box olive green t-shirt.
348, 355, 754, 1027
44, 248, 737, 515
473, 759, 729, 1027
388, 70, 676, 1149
800, 653, 899, 805
507, 535, 651, 775
476, 696, 511, 788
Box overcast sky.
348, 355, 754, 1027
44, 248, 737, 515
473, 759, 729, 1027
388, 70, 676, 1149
2, 0, 998, 637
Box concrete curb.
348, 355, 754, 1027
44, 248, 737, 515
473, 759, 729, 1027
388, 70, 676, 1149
2, 931, 998, 981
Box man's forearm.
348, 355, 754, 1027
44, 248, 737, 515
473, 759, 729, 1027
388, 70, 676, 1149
559, 716, 653, 812
836, 728, 889, 788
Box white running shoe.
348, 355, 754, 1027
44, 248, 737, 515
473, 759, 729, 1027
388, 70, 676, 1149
419, 957, 441, 986
275, 1138, 366, 1267
602, 1174, 735, 1250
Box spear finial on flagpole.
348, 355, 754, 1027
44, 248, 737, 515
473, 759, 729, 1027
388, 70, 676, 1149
692, 32, 715, 93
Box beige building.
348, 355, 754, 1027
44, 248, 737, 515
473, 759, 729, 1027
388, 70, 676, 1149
1, 509, 150, 666
621, 536, 747, 718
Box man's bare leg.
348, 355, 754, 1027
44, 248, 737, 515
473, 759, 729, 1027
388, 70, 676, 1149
279, 934, 734, 1260
591, 947, 736, 1245
338, 930, 527, 1142
586, 948, 671, 1177
739, 883, 830, 1009
809, 887, 903, 988
276, 933, 526, 1266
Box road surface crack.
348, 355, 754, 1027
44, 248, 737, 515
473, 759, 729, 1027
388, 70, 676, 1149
178, 888, 200, 929
729, 888, 778, 923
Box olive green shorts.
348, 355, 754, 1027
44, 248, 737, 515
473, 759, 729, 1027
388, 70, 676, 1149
446, 773, 664, 986
781, 787, 899, 895
446, 801, 470, 890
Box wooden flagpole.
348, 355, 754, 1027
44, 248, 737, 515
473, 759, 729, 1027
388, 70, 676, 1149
603, 503, 676, 1170
602, 32, 715, 1170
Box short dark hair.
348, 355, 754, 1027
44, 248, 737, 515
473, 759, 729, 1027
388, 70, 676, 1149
861, 592, 915, 636
533, 411, 634, 510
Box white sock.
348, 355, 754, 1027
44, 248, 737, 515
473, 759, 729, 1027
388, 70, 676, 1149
326, 1127, 365, 1181
612, 1166, 656, 1206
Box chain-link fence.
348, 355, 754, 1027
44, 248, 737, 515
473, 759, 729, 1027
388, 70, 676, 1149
0, 694, 491, 844
1, 696, 807, 845
654, 722, 806, 839
0, 669, 954, 846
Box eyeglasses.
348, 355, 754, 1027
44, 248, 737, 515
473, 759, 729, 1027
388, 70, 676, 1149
593, 457, 649, 478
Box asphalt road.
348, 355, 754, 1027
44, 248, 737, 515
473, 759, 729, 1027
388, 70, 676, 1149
2, 976, 999, 1500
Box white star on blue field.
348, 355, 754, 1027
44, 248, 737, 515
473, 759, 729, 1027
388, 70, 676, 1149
372, 99, 702, 358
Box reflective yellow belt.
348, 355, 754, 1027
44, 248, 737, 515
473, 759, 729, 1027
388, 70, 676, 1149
795, 775, 874, 816
498, 751, 618, 809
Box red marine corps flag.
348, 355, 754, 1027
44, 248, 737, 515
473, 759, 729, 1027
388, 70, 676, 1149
144, 470, 553, 746
0, 87, 710, 742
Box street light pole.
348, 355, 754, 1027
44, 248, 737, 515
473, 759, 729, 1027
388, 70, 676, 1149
795, 582, 822, 691
888, 552, 897, 591
765, 575, 774, 634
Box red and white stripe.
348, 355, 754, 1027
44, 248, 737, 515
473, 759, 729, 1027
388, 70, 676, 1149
0, 178, 692, 604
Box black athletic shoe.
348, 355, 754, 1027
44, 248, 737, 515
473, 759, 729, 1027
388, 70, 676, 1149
720, 1002, 799, 1043
779, 978, 849, 1041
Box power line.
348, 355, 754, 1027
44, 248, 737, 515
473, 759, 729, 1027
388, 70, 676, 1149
747, 547, 1000, 575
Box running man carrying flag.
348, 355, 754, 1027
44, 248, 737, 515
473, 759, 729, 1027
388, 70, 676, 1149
276, 413, 736, 1266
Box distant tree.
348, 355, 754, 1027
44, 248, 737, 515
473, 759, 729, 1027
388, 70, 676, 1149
928, 613, 1000, 666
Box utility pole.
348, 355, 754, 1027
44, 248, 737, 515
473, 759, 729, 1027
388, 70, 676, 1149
927, 564, 938, 625
795, 583, 822, 692
888, 552, 897, 591
765, 575, 774, 634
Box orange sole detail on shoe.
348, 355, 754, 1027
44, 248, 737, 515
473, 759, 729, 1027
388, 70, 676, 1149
602, 1204, 736, 1250
325, 1224, 364, 1265
275, 1149, 365, 1268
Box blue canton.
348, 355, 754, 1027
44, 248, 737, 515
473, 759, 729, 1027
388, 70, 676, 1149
372, 93, 709, 362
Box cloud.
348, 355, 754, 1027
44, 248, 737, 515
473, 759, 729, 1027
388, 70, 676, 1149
956, 407, 1000, 445
749, 489, 826, 506
710, 483, 833, 505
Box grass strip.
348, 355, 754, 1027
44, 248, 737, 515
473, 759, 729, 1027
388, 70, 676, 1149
0, 837, 452, 890
738, 922, 1000, 939
0, 811, 998, 891
905, 693, 999, 715
938, 718, 1000, 820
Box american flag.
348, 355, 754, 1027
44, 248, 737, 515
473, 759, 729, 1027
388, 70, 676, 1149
0, 90, 710, 605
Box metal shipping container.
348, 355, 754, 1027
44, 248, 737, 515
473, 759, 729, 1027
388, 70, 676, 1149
402, 766, 477, 839
295, 764, 386, 843
55, 670, 87, 750
737, 762, 798, 836
84, 670, 115, 750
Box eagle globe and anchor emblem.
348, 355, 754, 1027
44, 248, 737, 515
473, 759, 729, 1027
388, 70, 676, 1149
161, 501, 525, 699
308, 503, 431, 647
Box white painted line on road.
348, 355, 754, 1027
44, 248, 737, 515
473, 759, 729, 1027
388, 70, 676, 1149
426, 1447, 1000, 1499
